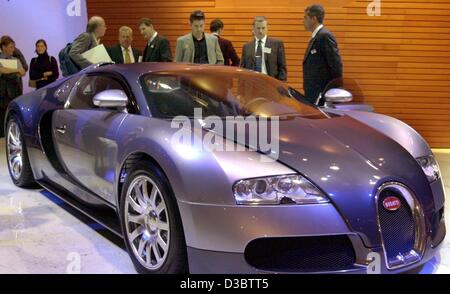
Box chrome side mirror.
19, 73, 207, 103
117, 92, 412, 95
93, 89, 128, 108
324, 88, 353, 103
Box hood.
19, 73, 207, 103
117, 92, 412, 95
210, 115, 436, 247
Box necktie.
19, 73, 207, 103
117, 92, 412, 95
254, 39, 263, 72
124, 48, 132, 64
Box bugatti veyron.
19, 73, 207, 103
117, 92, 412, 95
4, 62, 446, 273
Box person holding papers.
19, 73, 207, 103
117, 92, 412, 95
69, 16, 107, 70
0, 36, 26, 137
0, 36, 28, 95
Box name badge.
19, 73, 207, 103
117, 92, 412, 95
311, 49, 317, 54
263, 47, 272, 54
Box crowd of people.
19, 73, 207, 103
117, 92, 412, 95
0, 4, 343, 136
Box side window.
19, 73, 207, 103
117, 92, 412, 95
143, 75, 235, 118
66, 75, 125, 109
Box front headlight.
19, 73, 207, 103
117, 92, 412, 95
233, 174, 329, 205
416, 155, 440, 183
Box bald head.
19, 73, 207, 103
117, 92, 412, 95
87, 16, 107, 38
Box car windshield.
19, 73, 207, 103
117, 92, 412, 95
140, 70, 327, 119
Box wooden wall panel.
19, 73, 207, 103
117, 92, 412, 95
87, 0, 450, 147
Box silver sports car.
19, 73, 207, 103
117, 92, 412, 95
5, 62, 446, 273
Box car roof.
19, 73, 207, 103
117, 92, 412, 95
87, 62, 263, 81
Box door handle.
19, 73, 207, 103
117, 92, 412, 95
56, 125, 66, 134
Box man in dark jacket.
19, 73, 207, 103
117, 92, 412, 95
139, 18, 172, 62
108, 26, 141, 64
241, 16, 287, 81
302, 4, 343, 104
210, 19, 240, 66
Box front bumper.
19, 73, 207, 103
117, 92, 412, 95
178, 200, 445, 274
186, 233, 444, 274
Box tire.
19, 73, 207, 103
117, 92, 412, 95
119, 160, 188, 274
5, 116, 35, 187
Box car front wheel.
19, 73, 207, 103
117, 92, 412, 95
119, 161, 188, 274
6, 117, 35, 187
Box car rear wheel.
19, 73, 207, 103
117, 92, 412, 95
119, 161, 188, 274
6, 117, 35, 187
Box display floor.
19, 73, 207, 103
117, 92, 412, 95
0, 138, 449, 274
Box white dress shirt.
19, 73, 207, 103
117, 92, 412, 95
312, 24, 324, 39
254, 35, 268, 75
149, 32, 158, 44
121, 46, 135, 63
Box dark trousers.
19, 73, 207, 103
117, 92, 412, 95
0, 106, 6, 138
0, 76, 21, 137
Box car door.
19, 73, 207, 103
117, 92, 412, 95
52, 74, 133, 204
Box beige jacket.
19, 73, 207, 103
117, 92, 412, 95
175, 33, 224, 65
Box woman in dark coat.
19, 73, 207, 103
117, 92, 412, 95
29, 39, 59, 89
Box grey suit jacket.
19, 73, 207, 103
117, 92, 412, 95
175, 33, 224, 65
69, 32, 98, 69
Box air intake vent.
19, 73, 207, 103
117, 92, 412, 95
244, 235, 356, 273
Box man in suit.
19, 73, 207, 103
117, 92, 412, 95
240, 16, 287, 81
302, 4, 343, 104
175, 10, 224, 65
69, 16, 107, 69
139, 18, 172, 62
108, 26, 141, 64
210, 19, 240, 66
